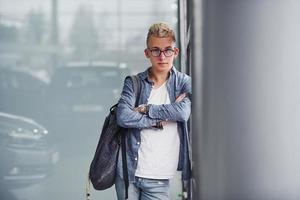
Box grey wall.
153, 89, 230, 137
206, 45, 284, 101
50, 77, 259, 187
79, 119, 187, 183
192, 0, 300, 199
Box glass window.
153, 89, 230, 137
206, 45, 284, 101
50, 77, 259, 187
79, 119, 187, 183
0, 1, 179, 199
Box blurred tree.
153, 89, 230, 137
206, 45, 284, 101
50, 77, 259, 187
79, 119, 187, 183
69, 5, 98, 61
24, 9, 46, 44
97, 11, 109, 51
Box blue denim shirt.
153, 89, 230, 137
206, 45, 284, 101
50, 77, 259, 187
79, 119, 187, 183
116, 66, 191, 182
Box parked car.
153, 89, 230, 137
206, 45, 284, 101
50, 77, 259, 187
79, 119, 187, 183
0, 112, 59, 188
0, 67, 49, 123
47, 61, 129, 134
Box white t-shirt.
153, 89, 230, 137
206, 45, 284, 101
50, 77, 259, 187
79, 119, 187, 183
135, 81, 180, 179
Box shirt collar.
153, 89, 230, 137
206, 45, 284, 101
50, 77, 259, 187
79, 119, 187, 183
139, 66, 176, 81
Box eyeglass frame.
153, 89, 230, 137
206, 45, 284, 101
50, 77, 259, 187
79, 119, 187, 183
147, 47, 176, 57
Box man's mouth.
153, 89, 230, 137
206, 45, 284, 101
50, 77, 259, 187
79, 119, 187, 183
158, 62, 168, 65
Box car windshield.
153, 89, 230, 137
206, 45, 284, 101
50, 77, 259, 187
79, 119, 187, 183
52, 67, 121, 89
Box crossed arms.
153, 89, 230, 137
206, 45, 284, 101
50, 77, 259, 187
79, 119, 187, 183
116, 76, 191, 129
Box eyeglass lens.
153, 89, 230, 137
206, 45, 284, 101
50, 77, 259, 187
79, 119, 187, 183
150, 48, 174, 57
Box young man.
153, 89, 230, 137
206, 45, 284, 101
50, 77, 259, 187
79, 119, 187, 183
116, 22, 191, 200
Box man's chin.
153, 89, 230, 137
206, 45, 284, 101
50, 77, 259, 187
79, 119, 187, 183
156, 63, 172, 68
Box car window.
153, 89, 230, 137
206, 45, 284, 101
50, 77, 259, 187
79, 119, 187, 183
0, 72, 9, 89
100, 70, 121, 87
0, 71, 21, 89
16, 73, 46, 90
0, 70, 45, 90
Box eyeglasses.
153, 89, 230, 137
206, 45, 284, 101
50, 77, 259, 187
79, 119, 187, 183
148, 48, 175, 57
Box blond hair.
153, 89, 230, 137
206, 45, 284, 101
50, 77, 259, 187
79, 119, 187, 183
146, 22, 176, 47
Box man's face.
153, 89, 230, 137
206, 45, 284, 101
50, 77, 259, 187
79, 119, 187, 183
145, 36, 179, 73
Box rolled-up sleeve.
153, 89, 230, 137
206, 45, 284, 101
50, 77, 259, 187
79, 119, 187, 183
148, 76, 191, 122
116, 77, 157, 128
148, 97, 191, 122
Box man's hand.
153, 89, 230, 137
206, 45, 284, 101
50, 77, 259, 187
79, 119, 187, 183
161, 121, 170, 126
134, 104, 149, 114
136, 93, 187, 127
134, 106, 141, 112
176, 93, 187, 102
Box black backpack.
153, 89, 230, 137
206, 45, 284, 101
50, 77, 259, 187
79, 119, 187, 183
87, 75, 140, 199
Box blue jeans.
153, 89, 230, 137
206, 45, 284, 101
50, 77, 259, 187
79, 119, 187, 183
115, 176, 170, 200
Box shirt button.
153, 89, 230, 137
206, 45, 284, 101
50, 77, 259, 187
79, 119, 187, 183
137, 142, 140, 145
135, 157, 138, 161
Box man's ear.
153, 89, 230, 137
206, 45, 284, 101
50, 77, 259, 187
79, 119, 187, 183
144, 49, 150, 58
174, 47, 179, 58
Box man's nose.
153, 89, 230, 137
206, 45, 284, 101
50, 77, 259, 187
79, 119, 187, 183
159, 51, 166, 59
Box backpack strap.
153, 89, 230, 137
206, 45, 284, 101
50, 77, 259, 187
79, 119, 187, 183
121, 132, 129, 199
122, 75, 140, 199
